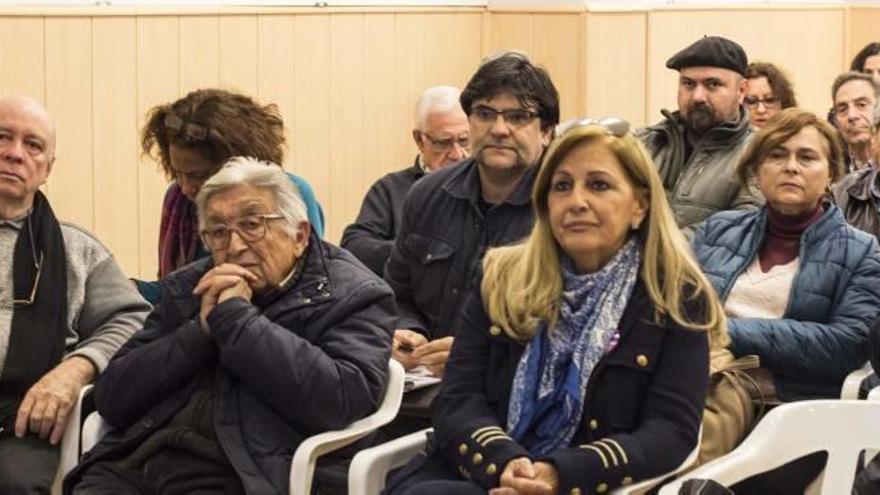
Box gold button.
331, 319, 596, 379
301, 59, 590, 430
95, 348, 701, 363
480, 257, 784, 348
570, 488, 582, 495
636, 354, 649, 367
621, 476, 633, 486
489, 325, 502, 336
588, 418, 599, 430
596, 482, 608, 493
459, 443, 468, 455
472, 453, 483, 465
486, 463, 497, 475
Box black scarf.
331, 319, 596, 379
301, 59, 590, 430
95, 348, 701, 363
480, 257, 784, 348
0, 191, 68, 407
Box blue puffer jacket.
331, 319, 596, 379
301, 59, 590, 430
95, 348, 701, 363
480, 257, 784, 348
693, 204, 880, 400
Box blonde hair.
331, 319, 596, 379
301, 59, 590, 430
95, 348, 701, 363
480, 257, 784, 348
481, 124, 728, 348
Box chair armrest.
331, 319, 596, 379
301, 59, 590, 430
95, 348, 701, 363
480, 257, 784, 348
841, 361, 872, 399
289, 360, 406, 495
348, 428, 432, 495
81, 411, 111, 455
57, 384, 94, 477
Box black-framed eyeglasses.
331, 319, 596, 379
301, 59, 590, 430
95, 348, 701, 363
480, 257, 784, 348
13, 216, 43, 306
200, 214, 286, 251
420, 132, 470, 151
164, 113, 210, 142
555, 116, 631, 138
744, 96, 781, 109
470, 105, 539, 128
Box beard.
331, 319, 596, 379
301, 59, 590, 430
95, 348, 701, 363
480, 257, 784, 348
684, 103, 720, 136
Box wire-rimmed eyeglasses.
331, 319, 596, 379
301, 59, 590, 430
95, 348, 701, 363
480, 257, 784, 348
13, 216, 43, 306
200, 214, 286, 251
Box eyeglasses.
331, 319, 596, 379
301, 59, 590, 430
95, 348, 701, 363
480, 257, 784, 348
555, 116, 631, 138
470, 105, 539, 128
744, 96, 781, 109
420, 132, 470, 152
13, 216, 43, 306
164, 113, 210, 142
200, 214, 286, 251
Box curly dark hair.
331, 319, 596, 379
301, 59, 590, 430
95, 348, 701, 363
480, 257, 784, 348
745, 62, 798, 109
460, 51, 560, 132
141, 88, 285, 178
851, 42, 880, 73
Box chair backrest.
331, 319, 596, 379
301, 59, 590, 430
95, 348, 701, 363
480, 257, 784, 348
660, 400, 880, 494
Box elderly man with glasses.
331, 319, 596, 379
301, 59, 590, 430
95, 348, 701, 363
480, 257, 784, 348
342, 86, 469, 276
381, 52, 558, 440
65, 157, 395, 495
0, 96, 151, 494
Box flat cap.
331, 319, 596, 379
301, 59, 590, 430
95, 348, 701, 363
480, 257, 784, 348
666, 36, 748, 76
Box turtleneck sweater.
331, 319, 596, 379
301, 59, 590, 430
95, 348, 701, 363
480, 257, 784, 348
759, 203, 825, 273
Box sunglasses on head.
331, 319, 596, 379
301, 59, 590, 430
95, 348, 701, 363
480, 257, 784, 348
164, 113, 210, 142
555, 116, 631, 138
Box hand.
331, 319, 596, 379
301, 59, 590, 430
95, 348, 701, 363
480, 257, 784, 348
411, 336, 454, 378
15, 356, 95, 445
392, 329, 428, 371
193, 263, 257, 333
489, 457, 555, 495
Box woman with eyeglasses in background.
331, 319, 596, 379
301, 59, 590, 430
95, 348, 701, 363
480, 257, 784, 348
384, 118, 724, 495
134, 89, 325, 304
744, 62, 798, 129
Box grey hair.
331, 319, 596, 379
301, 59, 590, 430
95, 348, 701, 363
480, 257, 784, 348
414, 86, 463, 130
195, 156, 307, 235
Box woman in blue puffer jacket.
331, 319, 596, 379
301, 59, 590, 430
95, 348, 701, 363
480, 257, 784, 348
693, 108, 880, 402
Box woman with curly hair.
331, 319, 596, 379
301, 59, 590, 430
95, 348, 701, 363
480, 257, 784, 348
134, 89, 324, 303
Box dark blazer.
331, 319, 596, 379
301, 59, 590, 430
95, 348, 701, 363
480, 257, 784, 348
387, 275, 710, 495
65, 236, 396, 495
384, 159, 535, 339
341, 158, 425, 275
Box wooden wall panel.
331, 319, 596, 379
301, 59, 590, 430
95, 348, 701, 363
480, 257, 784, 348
586, 12, 647, 126
328, 14, 365, 243
0, 18, 45, 101
293, 14, 331, 235
219, 15, 259, 96
257, 14, 296, 169
0, 5, 868, 277
647, 8, 844, 120
532, 13, 583, 121
92, 17, 139, 274
136, 16, 178, 280
847, 7, 880, 70
179, 16, 220, 92
45, 17, 93, 231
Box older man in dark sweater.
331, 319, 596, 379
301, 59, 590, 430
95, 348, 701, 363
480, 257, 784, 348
341, 86, 469, 275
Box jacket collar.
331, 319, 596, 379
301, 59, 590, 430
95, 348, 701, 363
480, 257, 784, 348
161, 230, 334, 319
747, 201, 843, 253
442, 158, 536, 207
844, 167, 880, 202
657, 106, 751, 150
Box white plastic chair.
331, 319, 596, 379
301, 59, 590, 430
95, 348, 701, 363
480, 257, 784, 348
841, 361, 872, 399
659, 400, 880, 495
348, 426, 701, 495
79, 359, 405, 495
51, 383, 93, 495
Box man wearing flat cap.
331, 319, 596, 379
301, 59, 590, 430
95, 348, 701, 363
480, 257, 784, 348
638, 35, 762, 237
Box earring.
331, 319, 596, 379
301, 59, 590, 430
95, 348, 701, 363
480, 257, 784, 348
631, 220, 642, 230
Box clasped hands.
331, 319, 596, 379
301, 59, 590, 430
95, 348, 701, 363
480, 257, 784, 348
490, 457, 560, 495
193, 263, 256, 334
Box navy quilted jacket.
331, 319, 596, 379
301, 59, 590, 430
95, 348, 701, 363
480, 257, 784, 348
693, 204, 880, 400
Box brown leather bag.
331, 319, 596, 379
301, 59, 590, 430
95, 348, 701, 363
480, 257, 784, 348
695, 348, 763, 467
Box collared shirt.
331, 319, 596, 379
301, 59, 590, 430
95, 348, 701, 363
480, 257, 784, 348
384, 158, 536, 339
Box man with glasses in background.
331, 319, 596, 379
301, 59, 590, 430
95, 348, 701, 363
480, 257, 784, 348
0, 96, 150, 494
342, 86, 469, 276
385, 51, 558, 389
638, 35, 762, 237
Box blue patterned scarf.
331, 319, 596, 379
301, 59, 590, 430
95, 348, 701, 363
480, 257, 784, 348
507, 238, 641, 456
